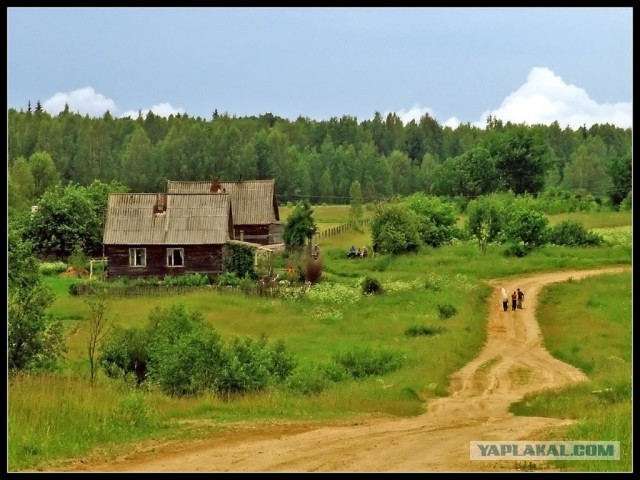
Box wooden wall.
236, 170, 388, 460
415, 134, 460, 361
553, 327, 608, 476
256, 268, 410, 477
105, 244, 224, 279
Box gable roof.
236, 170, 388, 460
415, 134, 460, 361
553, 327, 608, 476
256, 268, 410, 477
166, 179, 280, 225
103, 193, 231, 245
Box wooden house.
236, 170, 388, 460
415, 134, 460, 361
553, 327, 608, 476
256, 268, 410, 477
103, 192, 233, 280
166, 179, 283, 245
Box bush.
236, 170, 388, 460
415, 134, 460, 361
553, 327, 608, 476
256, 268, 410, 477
436, 303, 457, 320
548, 220, 603, 247
39, 261, 67, 276
100, 303, 296, 397
333, 345, 405, 379
285, 364, 331, 395
223, 243, 257, 280
361, 276, 383, 295
163, 273, 212, 286
501, 208, 549, 249
404, 193, 458, 247
305, 256, 323, 284
503, 242, 528, 258
67, 245, 90, 271
238, 274, 257, 294
404, 325, 443, 337
217, 271, 241, 287
99, 326, 150, 385
370, 204, 421, 255
114, 392, 153, 428
267, 338, 297, 382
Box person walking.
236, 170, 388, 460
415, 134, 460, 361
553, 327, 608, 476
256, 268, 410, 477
517, 288, 525, 309
501, 288, 509, 312
511, 291, 518, 311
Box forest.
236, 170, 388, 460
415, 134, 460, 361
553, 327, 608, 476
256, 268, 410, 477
8, 103, 632, 214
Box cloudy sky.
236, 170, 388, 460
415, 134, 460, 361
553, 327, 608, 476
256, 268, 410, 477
7, 7, 632, 130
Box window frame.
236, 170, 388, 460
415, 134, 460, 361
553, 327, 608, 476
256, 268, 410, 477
129, 247, 147, 267
166, 247, 185, 267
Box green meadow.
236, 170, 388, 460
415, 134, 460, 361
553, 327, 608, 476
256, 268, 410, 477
8, 207, 632, 472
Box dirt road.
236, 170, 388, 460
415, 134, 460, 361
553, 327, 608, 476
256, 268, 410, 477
62, 266, 630, 473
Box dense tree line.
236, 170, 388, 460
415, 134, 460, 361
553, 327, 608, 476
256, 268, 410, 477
8, 107, 632, 212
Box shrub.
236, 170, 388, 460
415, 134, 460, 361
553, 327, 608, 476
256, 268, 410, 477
370, 204, 421, 254
361, 276, 383, 295
100, 303, 297, 397
548, 220, 603, 247
39, 261, 67, 276
99, 326, 150, 385
404, 193, 458, 247
267, 338, 297, 382
164, 273, 212, 286
114, 392, 153, 428
333, 345, 405, 379
217, 271, 241, 287
503, 242, 528, 258
501, 208, 549, 249
223, 243, 257, 280
218, 336, 274, 394
238, 274, 257, 294
285, 364, 331, 395
305, 256, 323, 284
67, 245, 89, 271
436, 303, 457, 320
404, 325, 443, 337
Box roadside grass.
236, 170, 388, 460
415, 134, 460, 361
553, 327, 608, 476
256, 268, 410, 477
509, 271, 632, 472
10, 208, 632, 471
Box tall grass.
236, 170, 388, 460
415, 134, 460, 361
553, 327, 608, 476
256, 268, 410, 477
510, 271, 632, 472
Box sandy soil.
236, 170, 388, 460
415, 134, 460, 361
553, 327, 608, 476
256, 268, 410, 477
58, 266, 630, 473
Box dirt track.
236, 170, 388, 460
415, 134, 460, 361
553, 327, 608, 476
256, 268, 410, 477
61, 266, 630, 473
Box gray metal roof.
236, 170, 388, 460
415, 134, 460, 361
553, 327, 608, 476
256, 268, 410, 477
103, 193, 231, 245
166, 179, 280, 225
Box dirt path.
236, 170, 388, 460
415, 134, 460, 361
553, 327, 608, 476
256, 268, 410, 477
61, 266, 630, 473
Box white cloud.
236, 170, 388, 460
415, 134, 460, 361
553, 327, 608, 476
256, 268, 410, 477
43, 87, 117, 117
121, 103, 186, 119
475, 67, 632, 129
442, 117, 461, 129
384, 105, 436, 125
42, 87, 185, 120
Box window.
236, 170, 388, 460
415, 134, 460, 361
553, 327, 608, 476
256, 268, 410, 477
129, 248, 146, 267
166, 248, 184, 267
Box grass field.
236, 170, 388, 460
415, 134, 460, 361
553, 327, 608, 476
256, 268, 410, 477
8, 206, 633, 471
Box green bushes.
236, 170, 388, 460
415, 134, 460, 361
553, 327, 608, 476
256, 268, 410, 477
39, 261, 68, 276
223, 243, 257, 280
436, 303, 457, 320
548, 220, 603, 247
361, 276, 383, 295
99, 303, 296, 397
285, 345, 405, 395
333, 345, 405, 379
405, 325, 443, 337
163, 273, 212, 286
370, 204, 421, 255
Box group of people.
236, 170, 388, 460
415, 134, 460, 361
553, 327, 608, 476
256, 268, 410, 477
347, 245, 368, 258
501, 288, 525, 312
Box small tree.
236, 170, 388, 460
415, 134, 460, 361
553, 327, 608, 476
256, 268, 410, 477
465, 196, 502, 254
501, 208, 549, 252
86, 291, 110, 386
283, 200, 318, 253
370, 204, 421, 255
8, 229, 65, 373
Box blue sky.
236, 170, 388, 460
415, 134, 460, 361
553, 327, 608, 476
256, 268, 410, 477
7, 7, 633, 129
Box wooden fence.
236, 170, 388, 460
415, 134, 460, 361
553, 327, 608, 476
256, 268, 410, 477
317, 218, 372, 239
